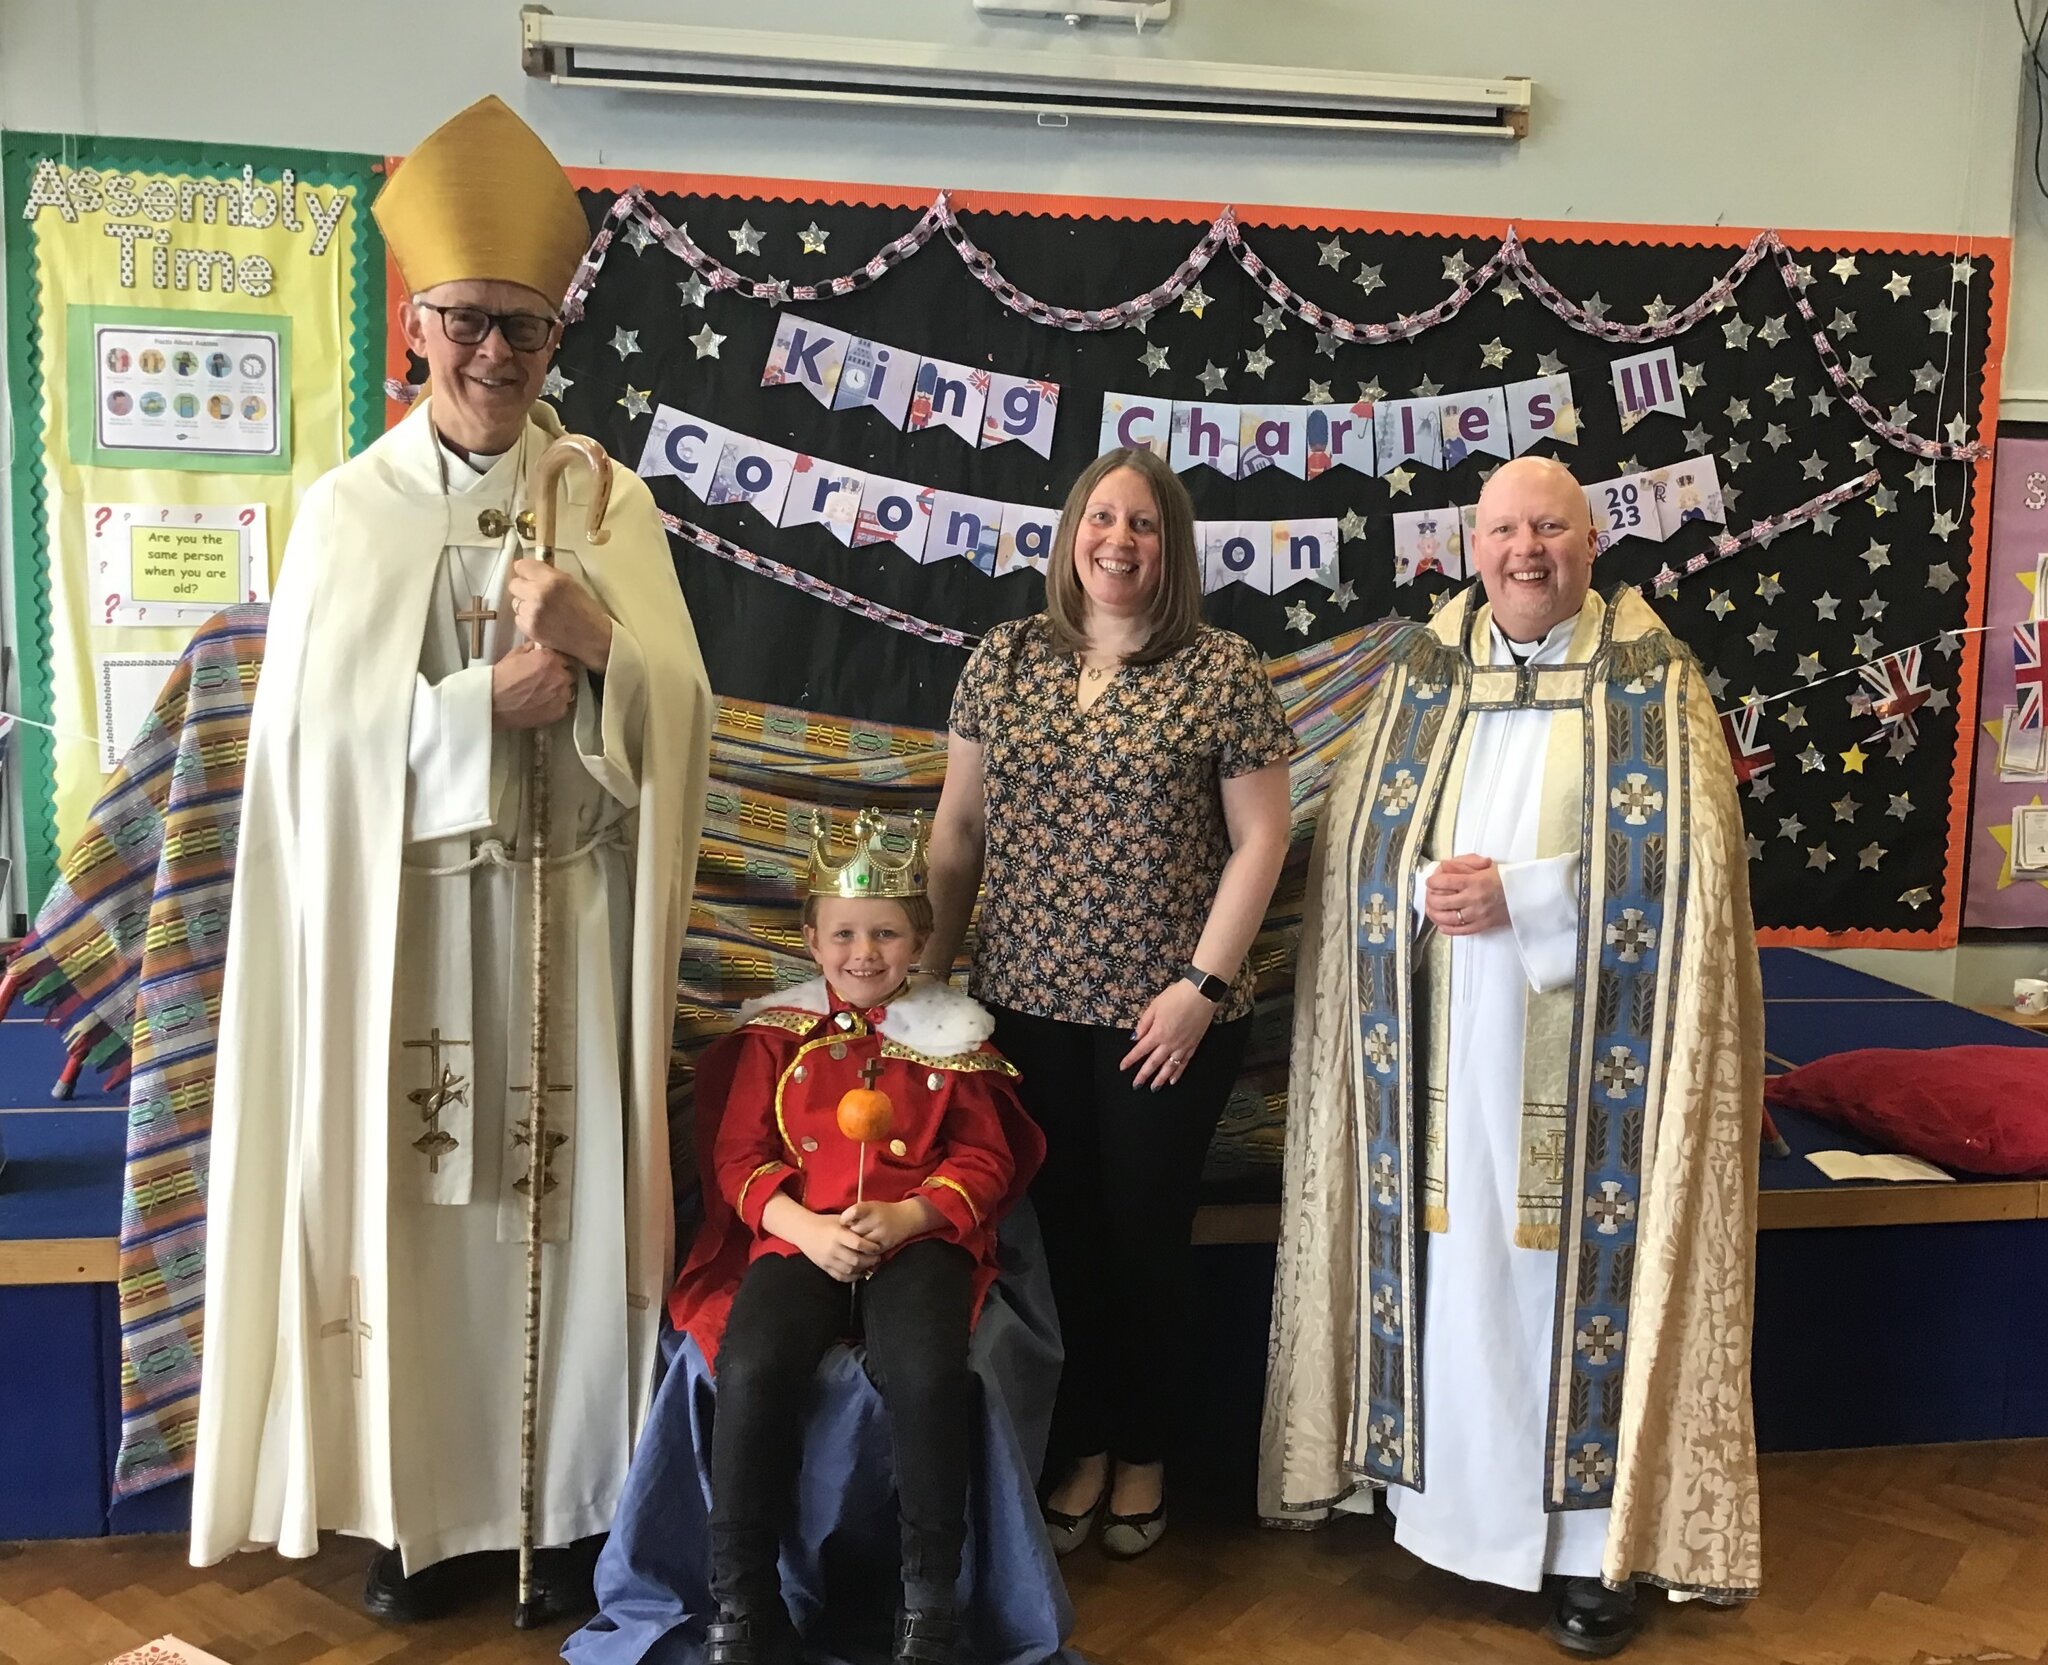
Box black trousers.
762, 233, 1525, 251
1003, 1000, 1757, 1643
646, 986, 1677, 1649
989, 1004, 1250, 1473
709, 1239, 976, 1615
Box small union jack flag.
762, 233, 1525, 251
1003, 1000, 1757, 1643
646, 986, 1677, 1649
1721, 704, 1774, 784
1858, 646, 1931, 743
2016, 621, 2048, 732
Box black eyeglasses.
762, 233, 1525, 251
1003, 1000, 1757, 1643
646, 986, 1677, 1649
414, 300, 558, 353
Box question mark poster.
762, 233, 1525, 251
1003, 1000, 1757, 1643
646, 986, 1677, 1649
2, 131, 385, 906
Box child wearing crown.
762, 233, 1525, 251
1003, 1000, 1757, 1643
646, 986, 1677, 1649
666, 809, 1045, 1665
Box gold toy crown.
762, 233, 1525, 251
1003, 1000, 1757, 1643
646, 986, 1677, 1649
807, 808, 929, 900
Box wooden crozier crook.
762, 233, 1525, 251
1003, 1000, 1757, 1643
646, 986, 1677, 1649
514, 434, 610, 1630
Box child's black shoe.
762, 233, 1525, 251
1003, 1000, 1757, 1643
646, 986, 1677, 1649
893, 1606, 964, 1665
706, 1604, 799, 1665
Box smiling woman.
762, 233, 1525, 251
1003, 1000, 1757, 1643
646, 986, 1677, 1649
921, 448, 1295, 1562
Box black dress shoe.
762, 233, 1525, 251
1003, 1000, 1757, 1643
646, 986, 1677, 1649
706, 1604, 799, 1665
1543, 1576, 1639, 1657
362, 1547, 484, 1622
515, 1542, 602, 1627
893, 1606, 964, 1665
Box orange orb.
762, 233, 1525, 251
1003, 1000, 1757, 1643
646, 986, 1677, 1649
836, 1086, 895, 1144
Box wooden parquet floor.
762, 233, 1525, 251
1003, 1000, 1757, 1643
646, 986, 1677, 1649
3, 1441, 2045, 1665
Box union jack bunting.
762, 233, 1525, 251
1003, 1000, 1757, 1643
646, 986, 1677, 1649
1857, 646, 1931, 743
2016, 621, 2047, 733
1721, 704, 1774, 783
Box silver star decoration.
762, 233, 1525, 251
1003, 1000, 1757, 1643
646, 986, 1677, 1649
1852, 629, 1881, 659
1912, 362, 1944, 394
678, 274, 710, 309
1319, 235, 1350, 269
1935, 629, 1963, 658
1945, 414, 1972, 445
610, 327, 641, 360
689, 324, 725, 359
1141, 342, 1170, 375
1386, 465, 1416, 497
1245, 346, 1274, 378
1315, 331, 1342, 359
1909, 459, 1938, 490
1442, 250, 1471, 284
1926, 562, 1958, 593
729, 220, 763, 256
1682, 423, 1712, 453
1810, 388, 1837, 418
1413, 373, 1443, 398
1862, 539, 1890, 571
1800, 452, 1827, 481
1757, 572, 1785, 602
1812, 509, 1840, 535
1888, 793, 1913, 820
1749, 774, 1776, 803
1678, 361, 1706, 394
1181, 282, 1212, 318
1860, 843, 1887, 868
1705, 668, 1730, 699
1582, 292, 1611, 323
1884, 271, 1913, 300
1307, 380, 1335, 403
1723, 315, 1754, 350
1766, 374, 1797, 403
1813, 593, 1841, 620
1951, 257, 1976, 284
1725, 484, 1744, 514
1848, 691, 1873, 719
1256, 302, 1289, 337
1888, 401, 1916, 427
1832, 793, 1860, 821
541, 366, 572, 401
1331, 580, 1360, 612
1480, 338, 1512, 370
1831, 254, 1860, 281
1930, 509, 1961, 539
1197, 361, 1229, 396
1871, 486, 1898, 515
1357, 378, 1387, 404
1617, 455, 1642, 477
1925, 301, 1956, 335
1788, 262, 1816, 289
1784, 704, 1808, 730
1846, 354, 1875, 385
1723, 441, 1751, 470
1708, 590, 1734, 619
1758, 315, 1791, 347
1497, 278, 1524, 305
1748, 624, 1779, 654
1927, 686, 1952, 713
1796, 651, 1825, 680
1726, 397, 1752, 425
1339, 509, 1368, 541
1643, 295, 1672, 324
623, 218, 655, 254
1828, 308, 1857, 339
1860, 593, 1888, 621
1851, 437, 1879, 464
797, 221, 830, 255
1284, 601, 1316, 636
1779, 815, 1806, 843
1807, 844, 1836, 870
1538, 352, 1567, 378
617, 385, 651, 418
1887, 730, 1916, 762
1747, 836, 1767, 863
1355, 263, 1386, 295
1764, 423, 1792, 451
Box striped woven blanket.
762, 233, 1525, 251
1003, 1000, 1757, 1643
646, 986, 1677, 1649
6, 608, 1406, 1498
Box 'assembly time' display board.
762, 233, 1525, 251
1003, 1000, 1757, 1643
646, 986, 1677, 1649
385, 173, 2004, 947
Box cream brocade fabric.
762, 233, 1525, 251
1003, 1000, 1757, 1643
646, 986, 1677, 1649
1258, 592, 1765, 1599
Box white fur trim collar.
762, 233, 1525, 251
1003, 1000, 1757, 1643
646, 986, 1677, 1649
737, 976, 996, 1057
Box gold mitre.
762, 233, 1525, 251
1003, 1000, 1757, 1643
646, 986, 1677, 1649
807, 809, 929, 900
373, 95, 589, 303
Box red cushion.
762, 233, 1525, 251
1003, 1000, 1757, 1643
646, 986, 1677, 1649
1766, 1046, 2048, 1178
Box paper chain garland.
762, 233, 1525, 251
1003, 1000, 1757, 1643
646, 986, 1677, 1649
561, 187, 1988, 466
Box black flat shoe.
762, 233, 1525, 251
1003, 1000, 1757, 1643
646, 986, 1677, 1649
706, 1604, 800, 1665
1543, 1576, 1640, 1657
362, 1547, 484, 1622
894, 1606, 964, 1665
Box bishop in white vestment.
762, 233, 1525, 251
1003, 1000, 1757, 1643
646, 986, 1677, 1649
190, 96, 713, 1623
1262, 458, 1763, 1656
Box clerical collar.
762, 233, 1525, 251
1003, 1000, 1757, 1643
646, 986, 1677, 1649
1494, 610, 1582, 667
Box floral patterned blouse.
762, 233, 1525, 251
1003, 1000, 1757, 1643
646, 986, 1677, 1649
950, 616, 1294, 1028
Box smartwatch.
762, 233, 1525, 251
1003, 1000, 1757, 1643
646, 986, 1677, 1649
1182, 964, 1230, 1003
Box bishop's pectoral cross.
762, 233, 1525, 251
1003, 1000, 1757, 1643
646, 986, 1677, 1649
455, 594, 499, 659
403, 1028, 471, 1172
511, 1080, 573, 1196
